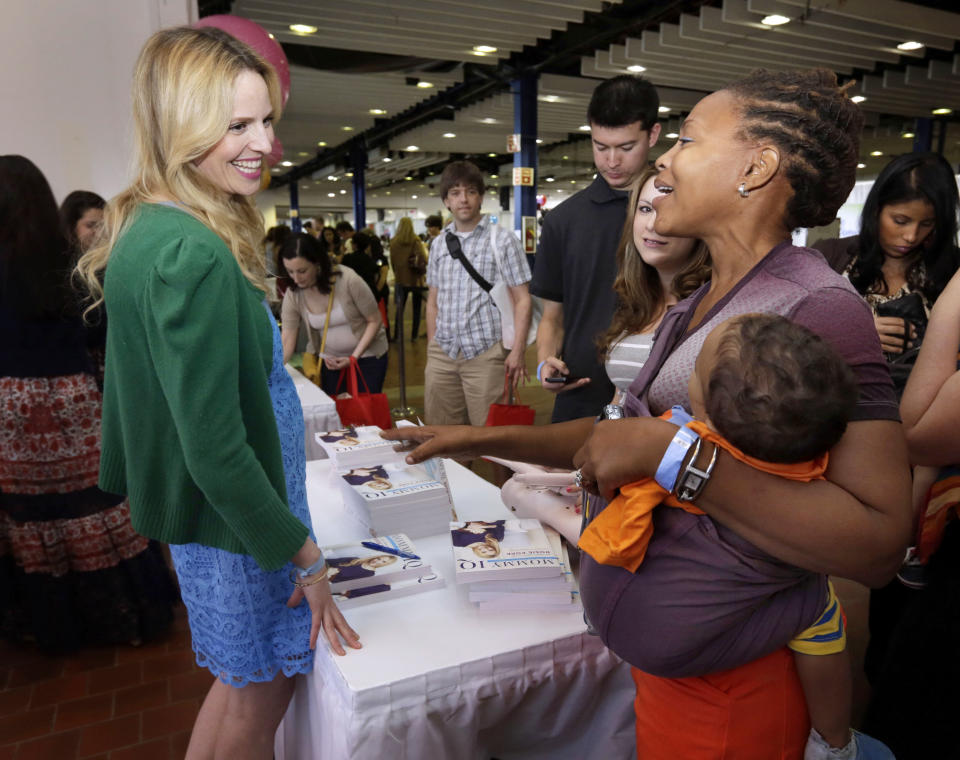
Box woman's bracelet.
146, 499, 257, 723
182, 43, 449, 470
654, 424, 700, 492
675, 440, 719, 502
289, 567, 329, 588
536, 360, 548, 383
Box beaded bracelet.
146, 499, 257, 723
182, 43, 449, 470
289, 567, 329, 588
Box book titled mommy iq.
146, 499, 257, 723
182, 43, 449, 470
450, 519, 563, 583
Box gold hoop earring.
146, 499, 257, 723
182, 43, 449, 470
738, 183, 750, 198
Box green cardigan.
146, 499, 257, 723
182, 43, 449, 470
99, 204, 309, 570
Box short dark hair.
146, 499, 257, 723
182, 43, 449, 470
302, 220, 314, 230
587, 75, 660, 131
59, 190, 106, 249
335, 221, 354, 234
725, 69, 864, 230
278, 232, 336, 294
438, 160, 485, 201
705, 314, 858, 463
425, 214, 443, 230
852, 152, 960, 304
353, 229, 383, 258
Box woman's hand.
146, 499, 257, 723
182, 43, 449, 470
381, 425, 480, 464
286, 577, 361, 655
324, 355, 351, 370
874, 315, 917, 354
572, 417, 675, 500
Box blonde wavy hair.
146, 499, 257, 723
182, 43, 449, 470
597, 166, 711, 358
391, 216, 419, 247
76, 26, 282, 309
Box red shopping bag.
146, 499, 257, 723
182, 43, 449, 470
334, 357, 393, 430
485, 372, 535, 427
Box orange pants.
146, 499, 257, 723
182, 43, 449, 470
633, 647, 809, 759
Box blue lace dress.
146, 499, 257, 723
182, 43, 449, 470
169, 303, 316, 686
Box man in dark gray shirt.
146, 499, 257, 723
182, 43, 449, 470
531, 75, 661, 422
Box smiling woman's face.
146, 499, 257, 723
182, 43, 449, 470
633, 175, 697, 279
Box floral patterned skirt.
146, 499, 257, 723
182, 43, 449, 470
0, 373, 177, 651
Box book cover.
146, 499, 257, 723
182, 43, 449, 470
322, 534, 430, 592
332, 572, 445, 609
339, 463, 450, 505
451, 519, 562, 583
315, 425, 399, 467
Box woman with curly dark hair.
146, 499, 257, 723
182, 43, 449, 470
387, 69, 910, 759
59, 189, 106, 257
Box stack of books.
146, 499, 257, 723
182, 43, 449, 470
314, 425, 401, 469
450, 519, 581, 611
322, 533, 445, 608
336, 460, 455, 538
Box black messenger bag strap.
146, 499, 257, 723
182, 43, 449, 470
445, 231, 492, 292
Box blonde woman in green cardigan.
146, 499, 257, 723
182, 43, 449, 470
76, 27, 360, 759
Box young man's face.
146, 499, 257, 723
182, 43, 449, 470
443, 183, 483, 227
591, 121, 661, 190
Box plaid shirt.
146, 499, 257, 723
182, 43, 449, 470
426, 215, 531, 359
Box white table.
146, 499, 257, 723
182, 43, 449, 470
285, 364, 340, 460
274, 459, 636, 760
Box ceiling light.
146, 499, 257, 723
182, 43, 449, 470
416, 81, 434, 89
658, 106, 671, 114
761, 14, 790, 26
562, 155, 569, 160
556, 190, 564, 194
627, 65, 646, 73
280, 160, 293, 167
666, 132, 679, 139
405, 176, 413, 181
897, 41, 924, 51
578, 125, 591, 131
857, 163, 866, 169
317, 141, 327, 147
342, 126, 354, 132
473, 45, 497, 54
326, 175, 337, 181
405, 145, 419, 151
902, 132, 915, 139
327, 192, 335, 197
545, 177, 555, 182
301, 185, 309, 190
851, 95, 866, 104
369, 108, 387, 115
412, 194, 418, 199
268, 33, 275, 39
932, 107, 953, 115
570, 180, 576, 184
382, 157, 392, 163
870, 150, 883, 156
297, 151, 309, 157
442, 132, 456, 138
340, 189, 346, 194
536, 138, 544, 144
345, 172, 354, 177
289, 24, 317, 34
490, 174, 498, 179
541, 95, 560, 103
488, 152, 497, 157
386, 191, 391, 196
481, 117, 497, 124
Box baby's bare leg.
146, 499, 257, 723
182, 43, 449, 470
795, 648, 852, 749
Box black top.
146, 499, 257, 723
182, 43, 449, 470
340, 251, 380, 299
0, 296, 102, 379
531, 176, 628, 422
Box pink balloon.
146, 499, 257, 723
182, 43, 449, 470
266, 137, 284, 167
195, 15, 291, 106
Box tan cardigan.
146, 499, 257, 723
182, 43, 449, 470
281, 265, 388, 358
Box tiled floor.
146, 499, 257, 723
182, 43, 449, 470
0, 305, 874, 757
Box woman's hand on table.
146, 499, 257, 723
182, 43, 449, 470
874, 315, 916, 354
324, 355, 351, 370
287, 578, 361, 656
381, 425, 479, 464
573, 417, 674, 500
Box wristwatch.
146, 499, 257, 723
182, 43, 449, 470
598, 404, 625, 421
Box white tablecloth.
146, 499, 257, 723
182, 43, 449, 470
285, 364, 340, 460
274, 459, 636, 760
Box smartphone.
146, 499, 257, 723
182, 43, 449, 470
545, 375, 583, 384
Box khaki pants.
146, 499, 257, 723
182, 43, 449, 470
424, 340, 509, 426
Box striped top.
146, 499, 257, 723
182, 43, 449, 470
605, 331, 654, 397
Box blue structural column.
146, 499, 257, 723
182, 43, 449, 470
288, 181, 302, 233
513, 72, 538, 266
914, 117, 933, 153
351, 142, 367, 229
